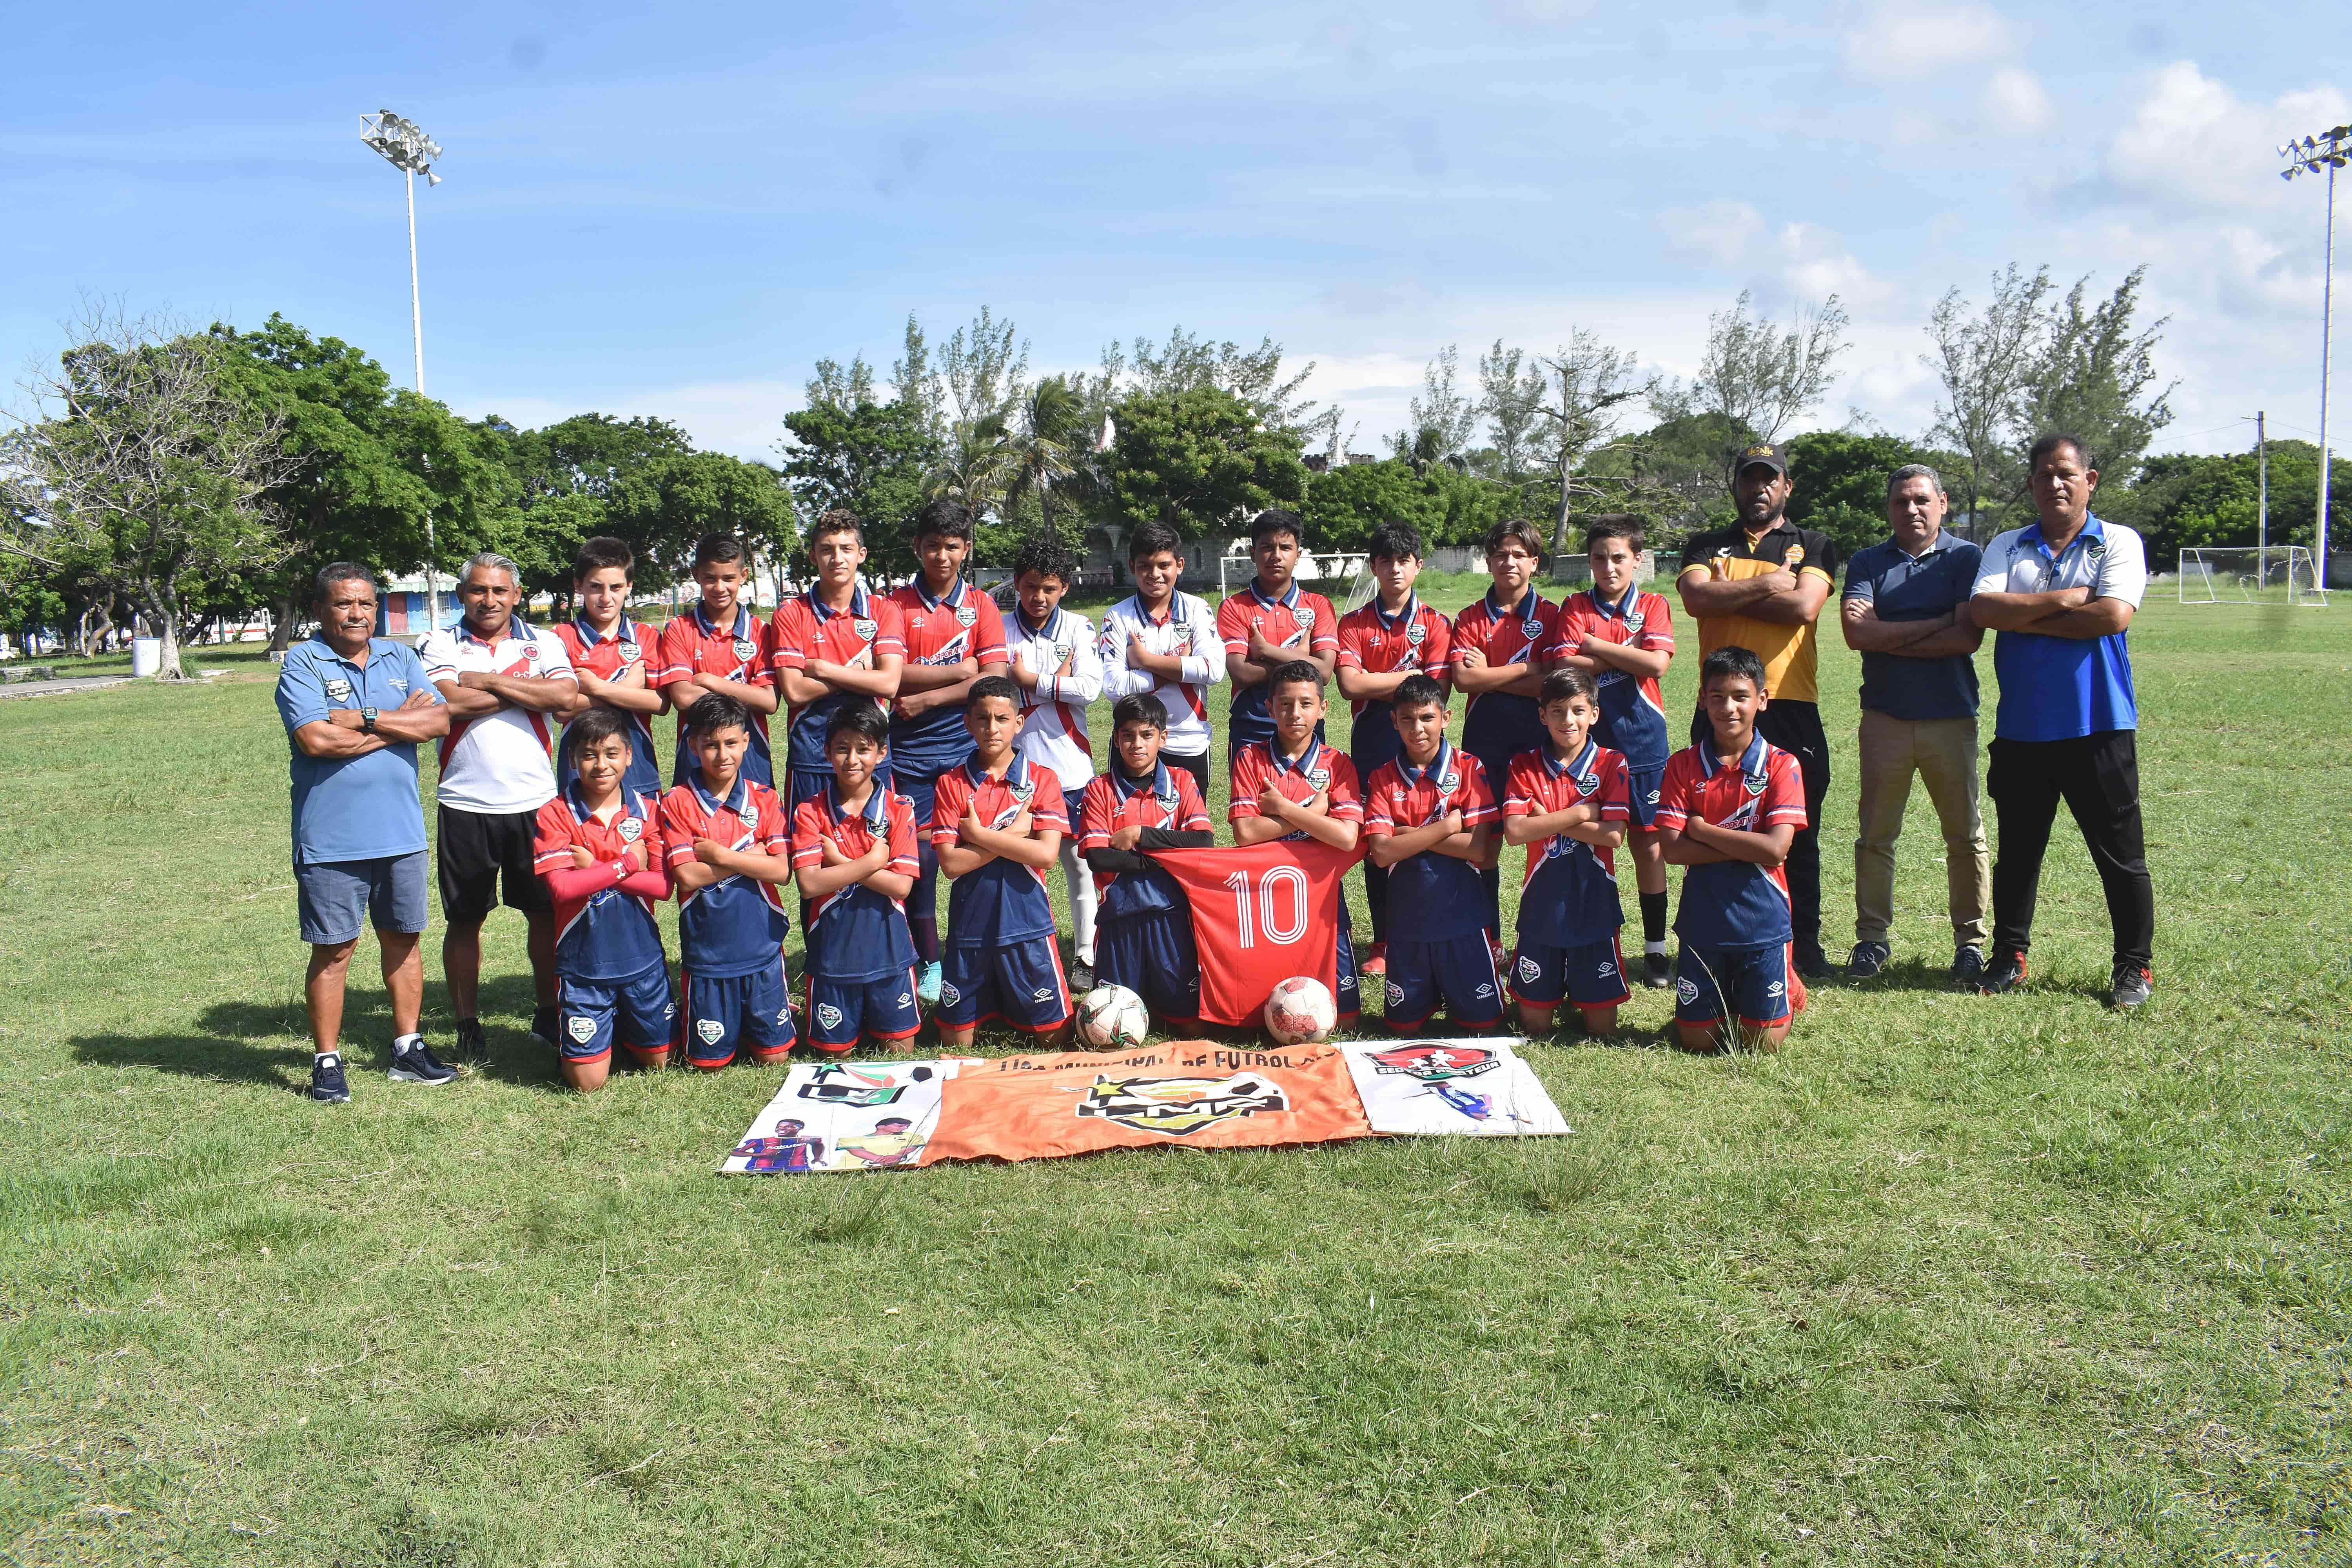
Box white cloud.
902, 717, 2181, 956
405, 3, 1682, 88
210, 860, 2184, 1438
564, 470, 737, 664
2104, 61, 2348, 212
1982, 67, 2051, 133
1844, 3, 2009, 71
1656, 199, 1766, 269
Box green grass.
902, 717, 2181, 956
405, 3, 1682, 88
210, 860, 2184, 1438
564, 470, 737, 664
2, 587, 2348, 1565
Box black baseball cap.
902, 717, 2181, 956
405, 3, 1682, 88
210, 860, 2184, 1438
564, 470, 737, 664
1733, 441, 1789, 478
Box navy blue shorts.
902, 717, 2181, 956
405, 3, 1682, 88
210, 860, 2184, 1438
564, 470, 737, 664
1674, 942, 1799, 1029
1335, 928, 1361, 1021
1380, 932, 1504, 1031
296, 851, 428, 945
786, 769, 837, 815
1510, 935, 1631, 1011
681, 956, 797, 1067
897, 768, 943, 837
1624, 762, 1664, 830
557, 962, 675, 1063
805, 967, 924, 1052
1094, 912, 1202, 1025
939, 937, 1071, 1033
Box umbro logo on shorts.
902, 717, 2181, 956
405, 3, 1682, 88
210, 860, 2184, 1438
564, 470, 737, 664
1646, 790, 1661, 804
775, 1006, 791, 1026
1766, 981, 1785, 997
1475, 983, 1495, 999
1598, 961, 1617, 978
897, 993, 911, 1008
1031, 987, 1051, 1002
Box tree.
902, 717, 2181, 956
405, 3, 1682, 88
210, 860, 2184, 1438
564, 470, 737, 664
0, 305, 292, 680
1390, 345, 1480, 473
1477, 339, 1550, 490
806, 355, 877, 411
777, 398, 937, 573
1091, 326, 1339, 449
481, 413, 701, 597
1924, 264, 2052, 539
1589, 411, 1756, 548
2011, 267, 2175, 498
1668, 290, 1851, 446
1104, 386, 1308, 538
1782, 430, 1971, 559
2108, 441, 2348, 564
1003, 377, 1088, 549
1532, 331, 1655, 554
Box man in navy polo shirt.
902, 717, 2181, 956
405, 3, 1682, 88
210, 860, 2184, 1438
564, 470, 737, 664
276, 563, 453, 1103
1969, 434, 2154, 1010
1839, 464, 1989, 987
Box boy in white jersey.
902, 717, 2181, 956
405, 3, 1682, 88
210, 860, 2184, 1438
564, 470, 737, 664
1005, 537, 1105, 989
1096, 519, 1223, 796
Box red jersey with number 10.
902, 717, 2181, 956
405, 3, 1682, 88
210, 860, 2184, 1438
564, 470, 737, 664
1145, 840, 1361, 1027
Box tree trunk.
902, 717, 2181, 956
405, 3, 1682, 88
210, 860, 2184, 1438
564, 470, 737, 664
269, 592, 298, 655
139, 578, 189, 681
1552, 454, 1575, 556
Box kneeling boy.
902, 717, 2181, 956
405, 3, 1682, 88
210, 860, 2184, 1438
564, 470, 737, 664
931, 676, 1074, 1048
532, 707, 676, 1091
1079, 694, 1215, 1029
659, 694, 799, 1068
790, 704, 923, 1054
1228, 661, 1365, 1023
1655, 646, 1810, 1053
1503, 668, 1632, 1036
1362, 675, 1502, 1032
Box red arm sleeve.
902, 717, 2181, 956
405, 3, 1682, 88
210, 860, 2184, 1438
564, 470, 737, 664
544, 860, 622, 900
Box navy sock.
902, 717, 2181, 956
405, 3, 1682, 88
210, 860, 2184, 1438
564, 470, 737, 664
1640, 890, 1669, 945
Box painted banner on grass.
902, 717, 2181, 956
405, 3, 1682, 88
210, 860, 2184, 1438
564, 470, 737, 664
1337, 1038, 1571, 1137
719, 1058, 971, 1174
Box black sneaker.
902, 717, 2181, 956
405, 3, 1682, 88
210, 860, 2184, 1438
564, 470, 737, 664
309, 1051, 350, 1103
453, 1017, 488, 1069
388, 1039, 457, 1085
1846, 942, 1891, 980
1949, 947, 1986, 989
1069, 960, 1095, 995
2108, 964, 2153, 1011
1795, 947, 1836, 982
531, 1005, 559, 1048
1977, 951, 2028, 995
1641, 950, 1671, 989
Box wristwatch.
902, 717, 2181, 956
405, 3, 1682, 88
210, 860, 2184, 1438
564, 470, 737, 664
360, 707, 379, 733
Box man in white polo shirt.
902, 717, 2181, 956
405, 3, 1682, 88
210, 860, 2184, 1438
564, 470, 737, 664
1968, 434, 2154, 1011
421, 552, 581, 1064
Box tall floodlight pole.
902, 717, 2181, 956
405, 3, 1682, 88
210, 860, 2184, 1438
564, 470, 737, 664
2281, 125, 2348, 592
360, 111, 446, 628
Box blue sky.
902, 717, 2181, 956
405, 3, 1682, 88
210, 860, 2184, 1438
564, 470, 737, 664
4, 1, 2347, 466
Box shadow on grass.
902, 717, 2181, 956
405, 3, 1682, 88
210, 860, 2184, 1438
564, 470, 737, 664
68, 976, 567, 1094
1840, 955, 1975, 995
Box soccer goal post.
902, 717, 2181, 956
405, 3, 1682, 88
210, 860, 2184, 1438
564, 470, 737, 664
2176, 547, 2330, 607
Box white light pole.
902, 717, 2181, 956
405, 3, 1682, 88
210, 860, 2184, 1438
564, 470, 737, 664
2281, 125, 2348, 592
361, 110, 446, 629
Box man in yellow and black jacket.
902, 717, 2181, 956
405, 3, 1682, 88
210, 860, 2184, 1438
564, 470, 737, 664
1676, 441, 1842, 979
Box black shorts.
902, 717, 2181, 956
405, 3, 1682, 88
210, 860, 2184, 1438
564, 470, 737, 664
436, 805, 552, 925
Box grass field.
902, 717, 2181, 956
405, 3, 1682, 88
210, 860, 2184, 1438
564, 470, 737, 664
2, 581, 2347, 1565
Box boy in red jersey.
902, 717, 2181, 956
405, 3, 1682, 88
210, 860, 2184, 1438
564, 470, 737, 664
1503, 668, 1632, 1037
653, 534, 778, 788
1546, 518, 1676, 987
931, 676, 1073, 1049
1451, 517, 1563, 941
1228, 661, 1364, 1022
791, 703, 923, 1054
1335, 521, 1452, 978
1655, 647, 1811, 1053
553, 537, 665, 800
531, 708, 674, 1091
658, 694, 799, 1069
1219, 508, 1339, 775
770, 510, 905, 811
1078, 693, 1215, 1029
1361, 676, 1502, 1033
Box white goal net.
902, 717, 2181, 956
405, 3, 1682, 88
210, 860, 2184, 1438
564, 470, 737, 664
2177, 547, 2330, 607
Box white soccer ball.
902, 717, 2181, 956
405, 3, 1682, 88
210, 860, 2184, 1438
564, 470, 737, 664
1075, 984, 1150, 1049
1264, 976, 1337, 1045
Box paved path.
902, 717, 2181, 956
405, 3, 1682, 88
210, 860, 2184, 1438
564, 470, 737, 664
0, 675, 136, 699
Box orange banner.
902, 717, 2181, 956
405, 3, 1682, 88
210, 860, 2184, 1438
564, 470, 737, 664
919, 1040, 1373, 1164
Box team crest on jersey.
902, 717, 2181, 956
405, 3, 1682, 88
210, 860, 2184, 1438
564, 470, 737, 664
1406, 622, 1425, 645
1075, 1073, 1288, 1137
1517, 954, 1541, 984
955, 605, 977, 626
731, 637, 757, 662
696, 1018, 725, 1044
1368, 1043, 1501, 1082
1306, 768, 1330, 789
621, 642, 642, 662
524, 642, 541, 662
849, 619, 875, 643
1744, 773, 1767, 797
1437, 769, 1457, 794
566, 1015, 596, 1044
1154, 791, 1178, 815
2086, 538, 2107, 559
1622, 611, 1645, 635
1575, 771, 1600, 797
324, 678, 354, 702
1784, 545, 1806, 567
816, 1003, 844, 1031
617, 817, 642, 843
1010, 780, 1034, 805
1295, 606, 1315, 629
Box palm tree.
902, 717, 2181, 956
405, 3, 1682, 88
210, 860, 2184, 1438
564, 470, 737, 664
1003, 377, 1086, 540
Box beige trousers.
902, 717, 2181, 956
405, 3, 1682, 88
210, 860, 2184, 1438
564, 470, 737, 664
1853, 709, 1991, 950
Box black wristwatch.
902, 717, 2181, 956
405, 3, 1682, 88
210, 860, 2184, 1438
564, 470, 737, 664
360, 707, 379, 733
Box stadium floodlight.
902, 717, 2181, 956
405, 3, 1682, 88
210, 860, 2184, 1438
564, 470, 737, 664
360, 110, 445, 630
2281, 123, 2351, 592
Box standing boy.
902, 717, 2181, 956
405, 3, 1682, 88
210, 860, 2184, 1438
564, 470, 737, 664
1078, 694, 1215, 1029
1654, 648, 1811, 1054
886, 498, 1009, 1004
531, 707, 675, 1092
1097, 519, 1223, 796
655, 533, 779, 788
1503, 669, 1633, 1038
1228, 661, 1364, 1024
930, 676, 1074, 1048
1361, 676, 1502, 1034
790, 704, 923, 1055
1219, 508, 1339, 779
1335, 521, 1452, 976
1004, 538, 1105, 989
1451, 517, 1563, 942
554, 536, 664, 801
1546, 517, 1675, 988
659, 694, 799, 1069
771, 509, 905, 811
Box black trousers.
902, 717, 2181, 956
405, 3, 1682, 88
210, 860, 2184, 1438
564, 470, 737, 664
1690, 701, 1829, 957
1987, 730, 2153, 971
1165, 746, 1212, 799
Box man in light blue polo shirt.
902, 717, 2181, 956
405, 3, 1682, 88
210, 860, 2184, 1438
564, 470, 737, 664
276, 563, 454, 1102
1968, 434, 2154, 1010
1840, 463, 1989, 987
